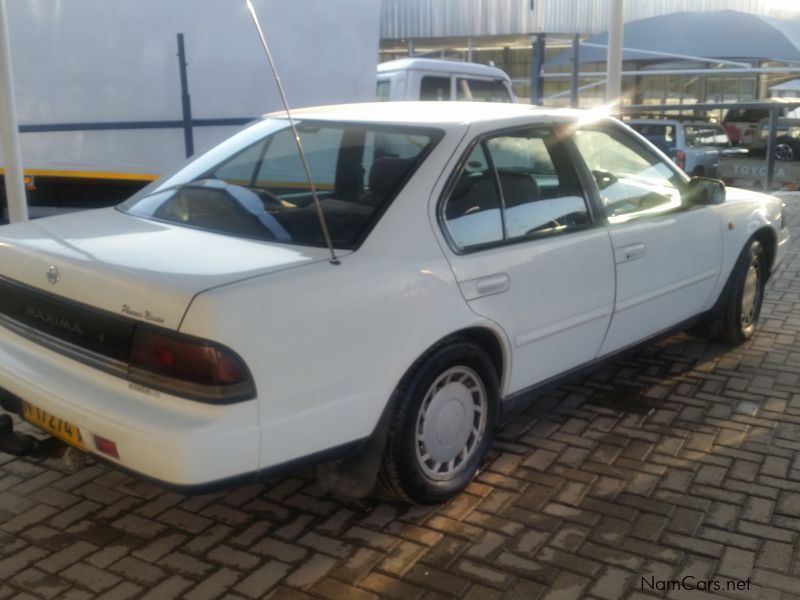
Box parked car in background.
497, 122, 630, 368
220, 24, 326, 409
377, 58, 516, 103
718, 117, 800, 190
749, 117, 800, 161
722, 99, 800, 146
627, 118, 731, 177
0, 103, 788, 504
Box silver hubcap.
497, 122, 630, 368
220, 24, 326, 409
741, 262, 760, 330
415, 366, 487, 481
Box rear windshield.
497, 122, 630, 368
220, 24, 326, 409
724, 108, 770, 123
120, 119, 441, 249
628, 123, 677, 152
456, 78, 512, 103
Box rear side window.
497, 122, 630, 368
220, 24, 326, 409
442, 126, 590, 251
420, 76, 450, 101
122, 120, 442, 249
456, 78, 512, 103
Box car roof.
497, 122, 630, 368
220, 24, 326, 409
627, 119, 719, 126
265, 102, 581, 126
377, 58, 510, 80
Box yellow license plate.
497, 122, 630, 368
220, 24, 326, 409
22, 402, 86, 451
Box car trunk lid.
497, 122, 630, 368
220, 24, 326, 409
0, 208, 335, 358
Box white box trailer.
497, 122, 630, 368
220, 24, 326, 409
0, 0, 381, 214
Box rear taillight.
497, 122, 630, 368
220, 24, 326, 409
673, 149, 686, 171
128, 326, 255, 403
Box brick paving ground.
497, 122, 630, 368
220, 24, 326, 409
2, 194, 800, 600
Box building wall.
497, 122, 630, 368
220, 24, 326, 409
381, 0, 771, 38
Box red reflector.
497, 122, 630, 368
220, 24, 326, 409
674, 149, 686, 171
94, 435, 119, 459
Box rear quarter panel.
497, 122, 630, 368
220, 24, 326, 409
178, 124, 511, 471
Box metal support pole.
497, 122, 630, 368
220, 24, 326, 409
765, 105, 778, 192
177, 33, 194, 158
0, 0, 27, 222
530, 34, 545, 105
467, 37, 473, 62
606, 0, 624, 107
570, 34, 580, 108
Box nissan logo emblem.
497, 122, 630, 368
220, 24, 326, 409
46, 266, 60, 284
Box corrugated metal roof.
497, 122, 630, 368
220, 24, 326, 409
380, 0, 773, 38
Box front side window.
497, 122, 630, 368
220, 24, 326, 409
443, 126, 590, 251
121, 120, 440, 248
572, 125, 686, 223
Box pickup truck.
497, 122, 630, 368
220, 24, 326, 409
718, 118, 800, 191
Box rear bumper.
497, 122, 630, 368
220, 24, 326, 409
0, 323, 260, 486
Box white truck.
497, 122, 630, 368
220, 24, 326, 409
1, 0, 382, 216
377, 58, 517, 103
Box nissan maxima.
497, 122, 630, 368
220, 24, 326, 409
0, 102, 788, 504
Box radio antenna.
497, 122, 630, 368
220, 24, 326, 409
245, 0, 340, 265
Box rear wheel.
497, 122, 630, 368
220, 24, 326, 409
775, 136, 800, 161
716, 239, 765, 344
379, 339, 498, 504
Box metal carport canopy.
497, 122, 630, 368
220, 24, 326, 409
546, 9, 800, 67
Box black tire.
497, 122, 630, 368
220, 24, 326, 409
716, 239, 765, 344
775, 136, 800, 162
378, 339, 498, 504
691, 166, 705, 177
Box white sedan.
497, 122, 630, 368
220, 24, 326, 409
0, 103, 789, 504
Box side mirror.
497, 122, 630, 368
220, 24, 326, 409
685, 177, 726, 206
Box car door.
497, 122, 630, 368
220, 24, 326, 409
570, 122, 723, 356
439, 125, 616, 394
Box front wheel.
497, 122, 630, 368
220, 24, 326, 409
379, 339, 498, 504
717, 239, 765, 344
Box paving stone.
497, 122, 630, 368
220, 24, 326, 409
284, 553, 337, 590
108, 556, 166, 586
719, 547, 756, 579
313, 577, 379, 600
101, 581, 145, 600
38, 541, 98, 574
184, 567, 241, 600
405, 564, 470, 596
330, 547, 384, 585
541, 570, 590, 600
590, 565, 637, 600
360, 572, 425, 599
234, 561, 291, 598
9, 567, 70, 599
60, 562, 122, 593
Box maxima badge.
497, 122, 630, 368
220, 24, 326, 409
46, 266, 60, 285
